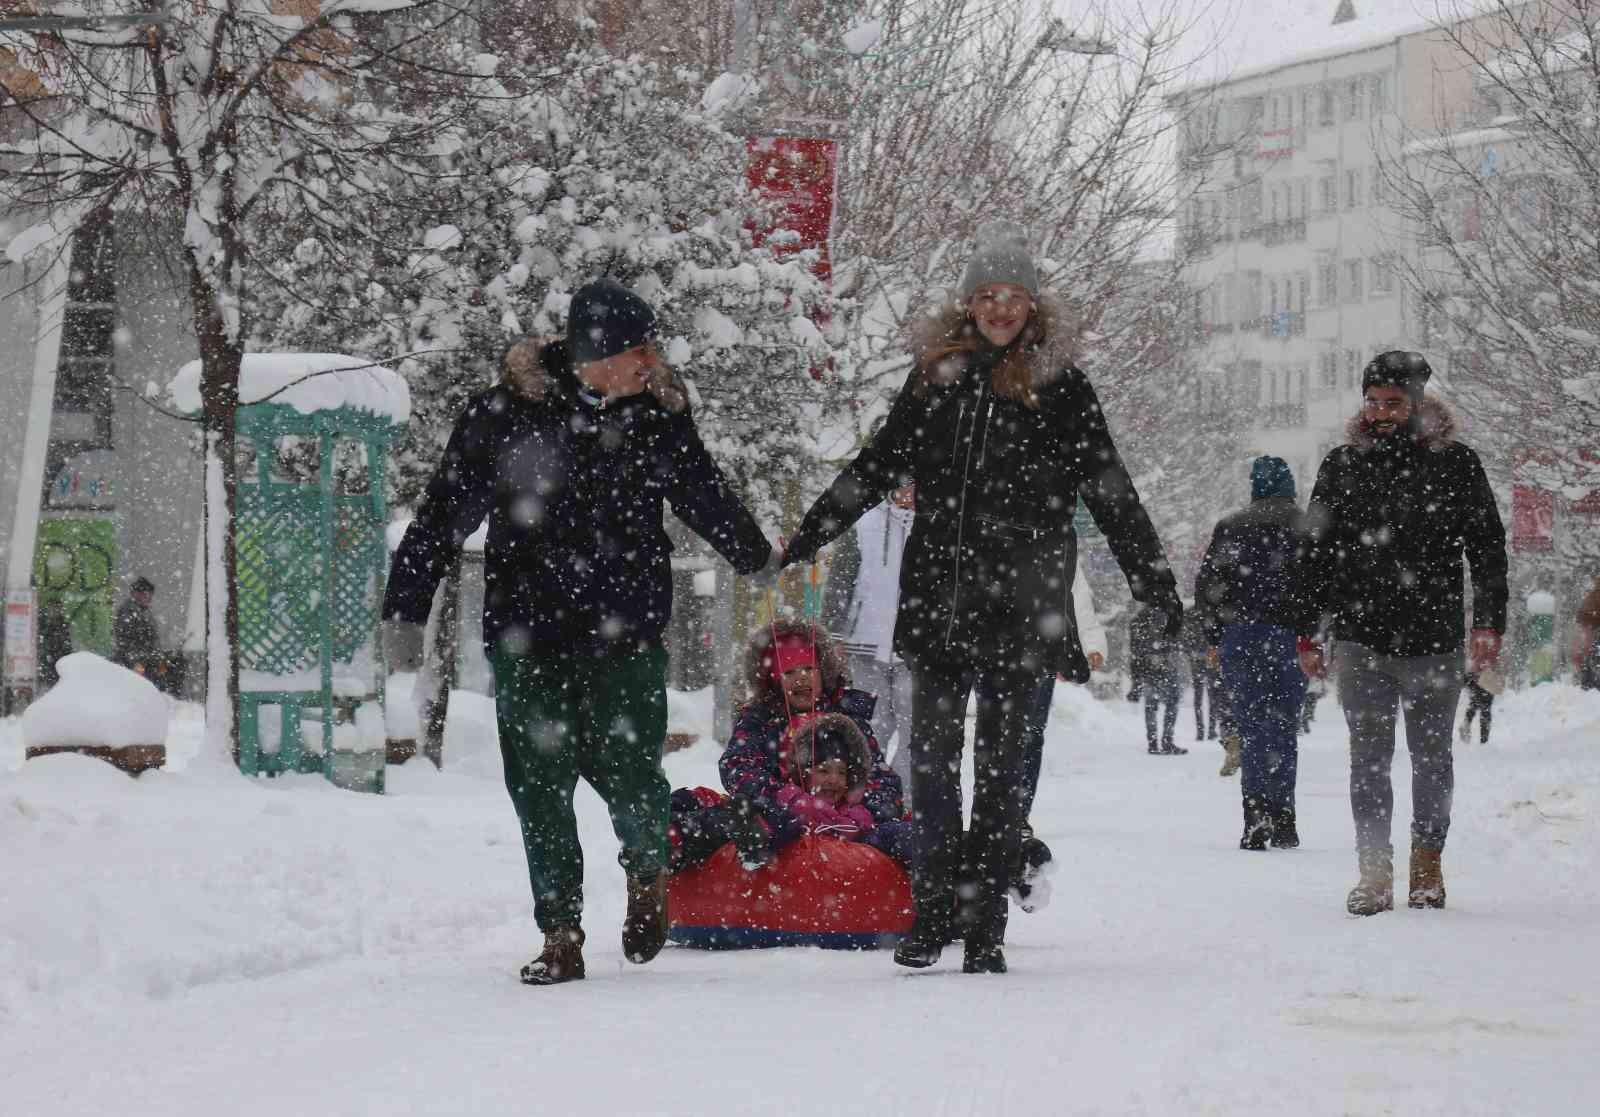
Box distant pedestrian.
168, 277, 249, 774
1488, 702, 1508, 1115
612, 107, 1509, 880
819, 481, 916, 799
1195, 455, 1309, 850
1297, 352, 1507, 915
1574, 574, 1600, 690
1131, 603, 1185, 756
1181, 607, 1218, 741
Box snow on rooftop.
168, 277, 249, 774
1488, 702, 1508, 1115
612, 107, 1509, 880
170, 353, 411, 424
1173, 0, 1442, 95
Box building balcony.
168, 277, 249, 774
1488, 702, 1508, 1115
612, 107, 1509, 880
1259, 402, 1308, 429
1266, 311, 1306, 338
1261, 217, 1308, 246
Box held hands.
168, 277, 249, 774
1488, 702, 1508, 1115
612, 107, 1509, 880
1296, 637, 1327, 680
747, 538, 786, 591
1468, 628, 1502, 674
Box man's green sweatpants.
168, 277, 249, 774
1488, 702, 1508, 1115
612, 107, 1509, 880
490, 644, 671, 932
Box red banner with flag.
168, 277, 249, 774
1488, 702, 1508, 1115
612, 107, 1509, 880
745, 136, 837, 284
1511, 485, 1555, 552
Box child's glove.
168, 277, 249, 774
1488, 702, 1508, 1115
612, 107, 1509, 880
775, 786, 857, 834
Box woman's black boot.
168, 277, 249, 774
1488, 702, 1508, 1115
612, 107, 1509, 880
894, 913, 950, 968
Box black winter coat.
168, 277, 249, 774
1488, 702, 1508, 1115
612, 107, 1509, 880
785, 300, 1175, 681
1299, 398, 1507, 657
383, 341, 770, 659
1194, 496, 1308, 644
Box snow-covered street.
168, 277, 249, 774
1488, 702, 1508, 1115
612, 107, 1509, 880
4, 683, 1597, 1116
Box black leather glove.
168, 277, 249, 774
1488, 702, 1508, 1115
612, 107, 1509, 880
1149, 591, 1184, 638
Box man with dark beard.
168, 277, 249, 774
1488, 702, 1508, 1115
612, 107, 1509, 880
1296, 351, 1507, 916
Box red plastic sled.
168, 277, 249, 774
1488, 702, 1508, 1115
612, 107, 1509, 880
668, 834, 914, 950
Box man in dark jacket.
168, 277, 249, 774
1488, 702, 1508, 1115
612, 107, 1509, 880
1195, 455, 1308, 850
383, 278, 774, 985
1297, 351, 1507, 916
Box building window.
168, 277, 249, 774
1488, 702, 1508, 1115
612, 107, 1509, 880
1344, 259, 1364, 301
1344, 79, 1362, 121
1317, 256, 1338, 305
1370, 255, 1394, 294
1370, 166, 1386, 206
1345, 168, 1364, 209
1370, 74, 1388, 115
1298, 271, 1310, 311
1318, 86, 1335, 126
1319, 351, 1338, 391
1319, 172, 1338, 213
1345, 348, 1362, 390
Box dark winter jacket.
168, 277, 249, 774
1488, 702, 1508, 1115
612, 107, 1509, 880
720, 690, 905, 827
784, 297, 1177, 681
383, 340, 771, 658
1299, 397, 1507, 656
1194, 496, 1309, 644
112, 598, 160, 667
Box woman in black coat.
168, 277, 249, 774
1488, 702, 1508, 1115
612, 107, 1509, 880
782, 222, 1181, 973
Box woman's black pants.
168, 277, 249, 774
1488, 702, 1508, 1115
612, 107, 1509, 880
906, 654, 1036, 944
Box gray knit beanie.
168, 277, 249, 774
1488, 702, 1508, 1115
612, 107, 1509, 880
957, 220, 1040, 300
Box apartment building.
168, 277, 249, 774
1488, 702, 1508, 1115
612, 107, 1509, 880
1169, 2, 1479, 499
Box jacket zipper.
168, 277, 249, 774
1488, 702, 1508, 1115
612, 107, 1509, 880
944, 380, 989, 648
950, 400, 967, 458
978, 403, 996, 470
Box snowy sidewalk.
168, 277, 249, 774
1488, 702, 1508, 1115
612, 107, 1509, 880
3, 685, 1597, 1115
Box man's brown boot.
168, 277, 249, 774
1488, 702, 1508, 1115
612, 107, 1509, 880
1346, 849, 1394, 916
520, 927, 585, 985
622, 869, 668, 964
1408, 847, 1446, 909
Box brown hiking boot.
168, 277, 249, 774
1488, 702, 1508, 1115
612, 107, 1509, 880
1346, 849, 1394, 916
622, 869, 668, 964
1409, 847, 1446, 909
520, 927, 585, 985
1218, 731, 1241, 777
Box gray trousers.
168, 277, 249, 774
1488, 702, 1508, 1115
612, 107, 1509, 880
848, 651, 915, 806
1334, 642, 1463, 855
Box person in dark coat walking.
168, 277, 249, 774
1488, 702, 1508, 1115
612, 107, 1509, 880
1181, 606, 1218, 741
1195, 455, 1309, 850
1130, 604, 1186, 755
1296, 351, 1508, 916
113, 577, 185, 695
383, 278, 775, 985
780, 221, 1181, 974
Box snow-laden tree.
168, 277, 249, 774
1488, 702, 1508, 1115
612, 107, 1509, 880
1381, 0, 1600, 519
0, 0, 482, 755
248, 12, 833, 521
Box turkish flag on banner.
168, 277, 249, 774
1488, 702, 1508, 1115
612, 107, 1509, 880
1511, 485, 1555, 552
745, 136, 837, 283
745, 137, 838, 377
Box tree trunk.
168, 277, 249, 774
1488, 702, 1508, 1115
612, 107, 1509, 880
192, 266, 244, 762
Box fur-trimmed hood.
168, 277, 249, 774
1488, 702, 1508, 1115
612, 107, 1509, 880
906, 291, 1081, 399
741, 616, 848, 708
1345, 394, 1457, 451
784, 711, 873, 803
500, 336, 689, 414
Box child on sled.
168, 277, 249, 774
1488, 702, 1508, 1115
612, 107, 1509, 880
668, 618, 909, 873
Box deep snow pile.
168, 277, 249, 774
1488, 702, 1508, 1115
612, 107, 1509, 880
20, 653, 169, 749
3, 682, 1598, 1115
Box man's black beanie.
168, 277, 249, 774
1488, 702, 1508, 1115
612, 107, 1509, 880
1361, 350, 1432, 401
568, 277, 658, 365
